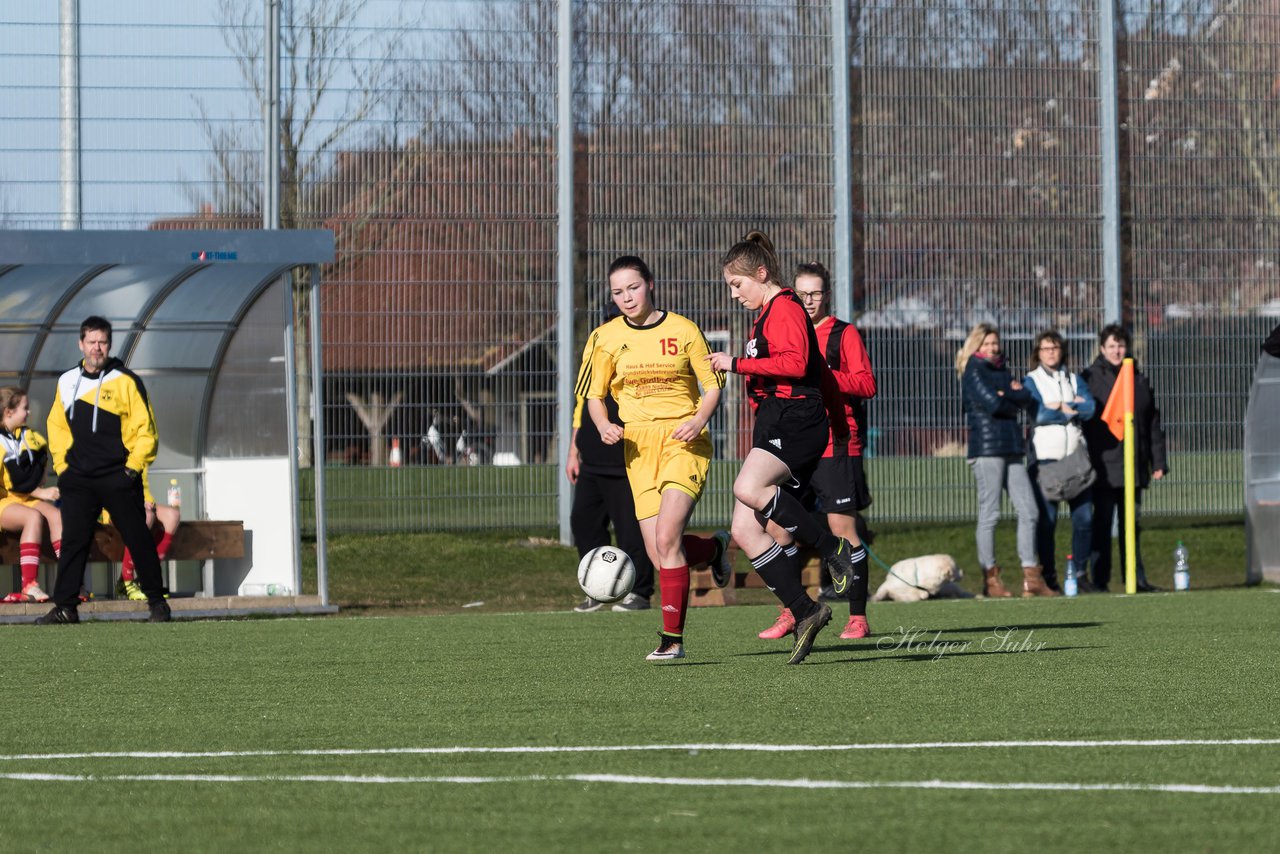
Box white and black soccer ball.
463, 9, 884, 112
576, 545, 636, 604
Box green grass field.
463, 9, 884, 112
4, 588, 1277, 852
304, 450, 1245, 532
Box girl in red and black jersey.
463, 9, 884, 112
707, 232, 861, 665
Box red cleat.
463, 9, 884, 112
758, 606, 795, 639
839, 614, 871, 639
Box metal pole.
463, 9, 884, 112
555, 0, 574, 545
1097, 0, 1123, 324
59, 0, 81, 230
282, 274, 303, 593
264, 0, 281, 230
831, 0, 854, 321
309, 264, 329, 606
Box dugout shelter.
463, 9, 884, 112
0, 230, 334, 605
1245, 336, 1280, 584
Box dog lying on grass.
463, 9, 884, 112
871, 554, 973, 602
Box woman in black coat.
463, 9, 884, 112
956, 323, 1045, 597
1080, 324, 1168, 591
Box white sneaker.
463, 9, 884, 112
645, 633, 685, 661
21, 582, 51, 603
610, 593, 650, 612
573, 597, 605, 613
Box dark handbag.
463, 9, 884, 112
1037, 444, 1096, 501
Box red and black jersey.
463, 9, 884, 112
734, 289, 827, 402
814, 316, 877, 457
734, 289, 850, 448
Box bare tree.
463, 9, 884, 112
196, 0, 416, 467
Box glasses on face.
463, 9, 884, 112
795, 291, 826, 303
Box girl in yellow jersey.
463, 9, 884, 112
582, 256, 727, 661
0, 387, 62, 603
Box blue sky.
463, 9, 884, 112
0, 0, 442, 227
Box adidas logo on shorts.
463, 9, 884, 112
769, 438, 782, 449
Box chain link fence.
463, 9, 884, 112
2, 0, 1274, 532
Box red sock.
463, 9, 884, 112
681, 534, 715, 567
19, 542, 40, 587
658, 565, 690, 637
121, 549, 135, 582
52, 539, 61, 559
156, 531, 173, 561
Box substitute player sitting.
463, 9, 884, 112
583, 255, 728, 662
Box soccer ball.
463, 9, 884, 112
576, 545, 636, 604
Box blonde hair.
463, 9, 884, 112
721, 230, 781, 285
0, 386, 27, 415
955, 323, 999, 379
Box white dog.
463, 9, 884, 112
871, 554, 973, 602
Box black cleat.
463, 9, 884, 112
709, 530, 733, 589
148, 600, 172, 623
824, 539, 858, 597
34, 605, 80, 625
787, 603, 831, 665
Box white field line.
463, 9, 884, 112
0, 771, 1277, 795
1, 738, 1278, 762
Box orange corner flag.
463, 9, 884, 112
1100, 358, 1134, 441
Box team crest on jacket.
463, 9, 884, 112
745, 338, 758, 358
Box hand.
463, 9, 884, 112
598, 422, 624, 445
1152, 468, 1166, 481
1009, 380, 1023, 391
1044, 400, 1062, 410
670, 419, 704, 443
565, 448, 580, 484
33, 486, 60, 502
706, 352, 734, 373
1060, 405, 1077, 417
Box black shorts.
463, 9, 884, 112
805, 454, 872, 514
751, 396, 829, 494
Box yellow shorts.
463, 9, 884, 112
622, 421, 712, 520
0, 492, 42, 515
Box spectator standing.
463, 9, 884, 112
1081, 324, 1167, 592
956, 323, 1043, 597
35, 316, 171, 624
756, 262, 878, 641
568, 306, 656, 612
1024, 330, 1097, 592
0, 387, 62, 603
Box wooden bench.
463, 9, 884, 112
688, 544, 823, 607
2, 521, 246, 596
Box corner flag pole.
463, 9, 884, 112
1124, 400, 1137, 595
1101, 356, 1137, 594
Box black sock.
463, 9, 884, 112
750, 542, 817, 620
848, 549, 869, 617
761, 488, 838, 555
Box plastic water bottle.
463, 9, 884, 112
1063, 554, 1078, 598
1173, 541, 1190, 591
239, 583, 293, 596
167, 479, 181, 508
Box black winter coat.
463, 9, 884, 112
962, 355, 1032, 459
1080, 356, 1168, 489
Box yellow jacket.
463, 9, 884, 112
47, 357, 158, 477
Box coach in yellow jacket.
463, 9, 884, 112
35, 316, 171, 624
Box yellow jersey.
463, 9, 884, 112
581, 311, 724, 425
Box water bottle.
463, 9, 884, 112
239, 583, 293, 596
1173, 541, 1190, 591
167, 478, 181, 508
1063, 554, 1078, 598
